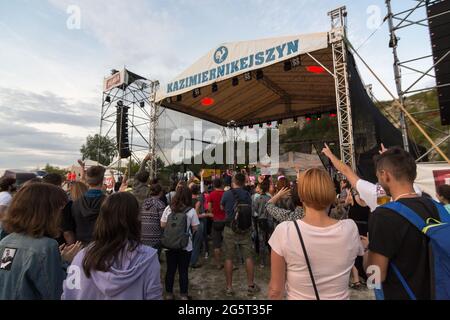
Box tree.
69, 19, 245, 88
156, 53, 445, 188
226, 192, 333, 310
80, 134, 117, 166
44, 164, 67, 176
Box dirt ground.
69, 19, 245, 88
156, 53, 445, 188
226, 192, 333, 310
159, 250, 375, 300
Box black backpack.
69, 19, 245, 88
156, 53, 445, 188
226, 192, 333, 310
230, 189, 252, 234
161, 207, 191, 250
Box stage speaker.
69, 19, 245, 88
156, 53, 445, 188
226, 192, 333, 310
427, 0, 450, 125
116, 105, 132, 159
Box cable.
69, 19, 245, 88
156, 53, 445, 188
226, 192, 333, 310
355, 18, 386, 52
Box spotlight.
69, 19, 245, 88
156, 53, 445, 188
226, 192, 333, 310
329, 112, 337, 118
256, 70, 264, 80
140, 101, 145, 108
117, 100, 123, 107
277, 119, 283, 126
293, 117, 298, 123
193, 88, 201, 98
166, 97, 172, 104
291, 57, 301, 68
232, 77, 239, 86
212, 83, 218, 93
201, 97, 215, 107
315, 113, 322, 121
284, 61, 292, 72
105, 96, 111, 103
244, 72, 252, 81
305, 114, 312, 122
177, 94, 182, 102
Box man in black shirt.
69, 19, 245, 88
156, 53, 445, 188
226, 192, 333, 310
362, 147, 439, 300
68, 166, 106, 244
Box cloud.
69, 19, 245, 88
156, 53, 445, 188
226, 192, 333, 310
0, 87, 100, 170
0, 87, 99, 127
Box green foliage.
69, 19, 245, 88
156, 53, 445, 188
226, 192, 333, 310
80, 134, 117, 166
44, 164, 67, 176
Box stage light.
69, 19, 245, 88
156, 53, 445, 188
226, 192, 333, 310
266, 121, 272, 127
284, 61, 292, 72
232, 77, 239, 86
105, 96, 111, 103
140, 101, 145, 108
315, 113, 322, 121
212, 83, 218, 93
177, 94, 182, 102
305, 114, 312, 122
256, 70, 264, 80
329, 112, 337, 118
306, 66, 326, 74
244, 72, 252, 81
117, 100, 123, 107
193, 88, 201, 98
293, 117, 298, 123
201, 97, 215, 107
291, 57, 301, 68
277, 119, 283, 126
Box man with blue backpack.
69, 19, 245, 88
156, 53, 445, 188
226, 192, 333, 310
220, 173, 260, 297
362, 147, 450, 300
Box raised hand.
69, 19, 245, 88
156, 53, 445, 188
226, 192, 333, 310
77, 159, 85, 168
379, 143, 388, 155
321, 143, 334, 159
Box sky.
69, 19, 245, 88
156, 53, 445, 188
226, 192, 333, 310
0, 0, 437, 171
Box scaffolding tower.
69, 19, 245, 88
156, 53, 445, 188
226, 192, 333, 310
99, 69, 159, 174
329, 6, 356, 170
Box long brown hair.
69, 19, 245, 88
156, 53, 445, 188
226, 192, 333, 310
170, 183, 192, 213
82, 192, 141, 277
70, 181, 88, 201
3, 183, 67, 238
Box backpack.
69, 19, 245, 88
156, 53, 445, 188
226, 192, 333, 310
376, 199, 450, 300
161, 207, 191, 250
230, 189, 253, 234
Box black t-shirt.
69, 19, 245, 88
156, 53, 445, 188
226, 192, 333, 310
369, 196, 439, 300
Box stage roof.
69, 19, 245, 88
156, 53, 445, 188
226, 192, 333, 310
156, 32, 337, 127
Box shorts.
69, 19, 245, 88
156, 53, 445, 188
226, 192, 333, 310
212, 221, 226, 249
222, 226, 254, 261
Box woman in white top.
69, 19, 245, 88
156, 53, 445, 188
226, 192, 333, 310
160, 182, 199, 300
269, 168, 364, 300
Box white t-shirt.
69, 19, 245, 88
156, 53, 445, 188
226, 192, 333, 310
161, 206, 200, 252
356, 179, 422, 212
269, 219, 364, 300
0, 192, 12, 207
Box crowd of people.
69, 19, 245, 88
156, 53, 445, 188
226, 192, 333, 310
0, 144, 449, 300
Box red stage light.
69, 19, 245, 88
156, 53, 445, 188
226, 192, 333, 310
306, 117, 312, 122
201, 97, 215, 106
306, 66, 326, 74
329, 113, 337, 118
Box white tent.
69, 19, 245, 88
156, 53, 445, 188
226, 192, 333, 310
156, 32, 334, 127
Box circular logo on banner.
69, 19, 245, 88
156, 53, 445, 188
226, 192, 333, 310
214, 46, 228, 64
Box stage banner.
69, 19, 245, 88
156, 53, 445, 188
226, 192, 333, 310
103, 69, 127, 92
416, 162, 450, 200
156, 32, 329, 102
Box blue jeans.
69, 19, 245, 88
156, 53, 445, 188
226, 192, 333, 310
190, 219, 207, 266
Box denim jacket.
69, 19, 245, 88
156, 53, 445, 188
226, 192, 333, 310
0, 233, 66, 300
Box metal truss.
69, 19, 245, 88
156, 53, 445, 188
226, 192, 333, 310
99, 72, 158, 174
329, 6, 356, 170
385, 0, 450, 160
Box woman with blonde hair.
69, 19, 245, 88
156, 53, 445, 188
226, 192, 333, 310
268, 168, 364, 300
70, 181, 88, 201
